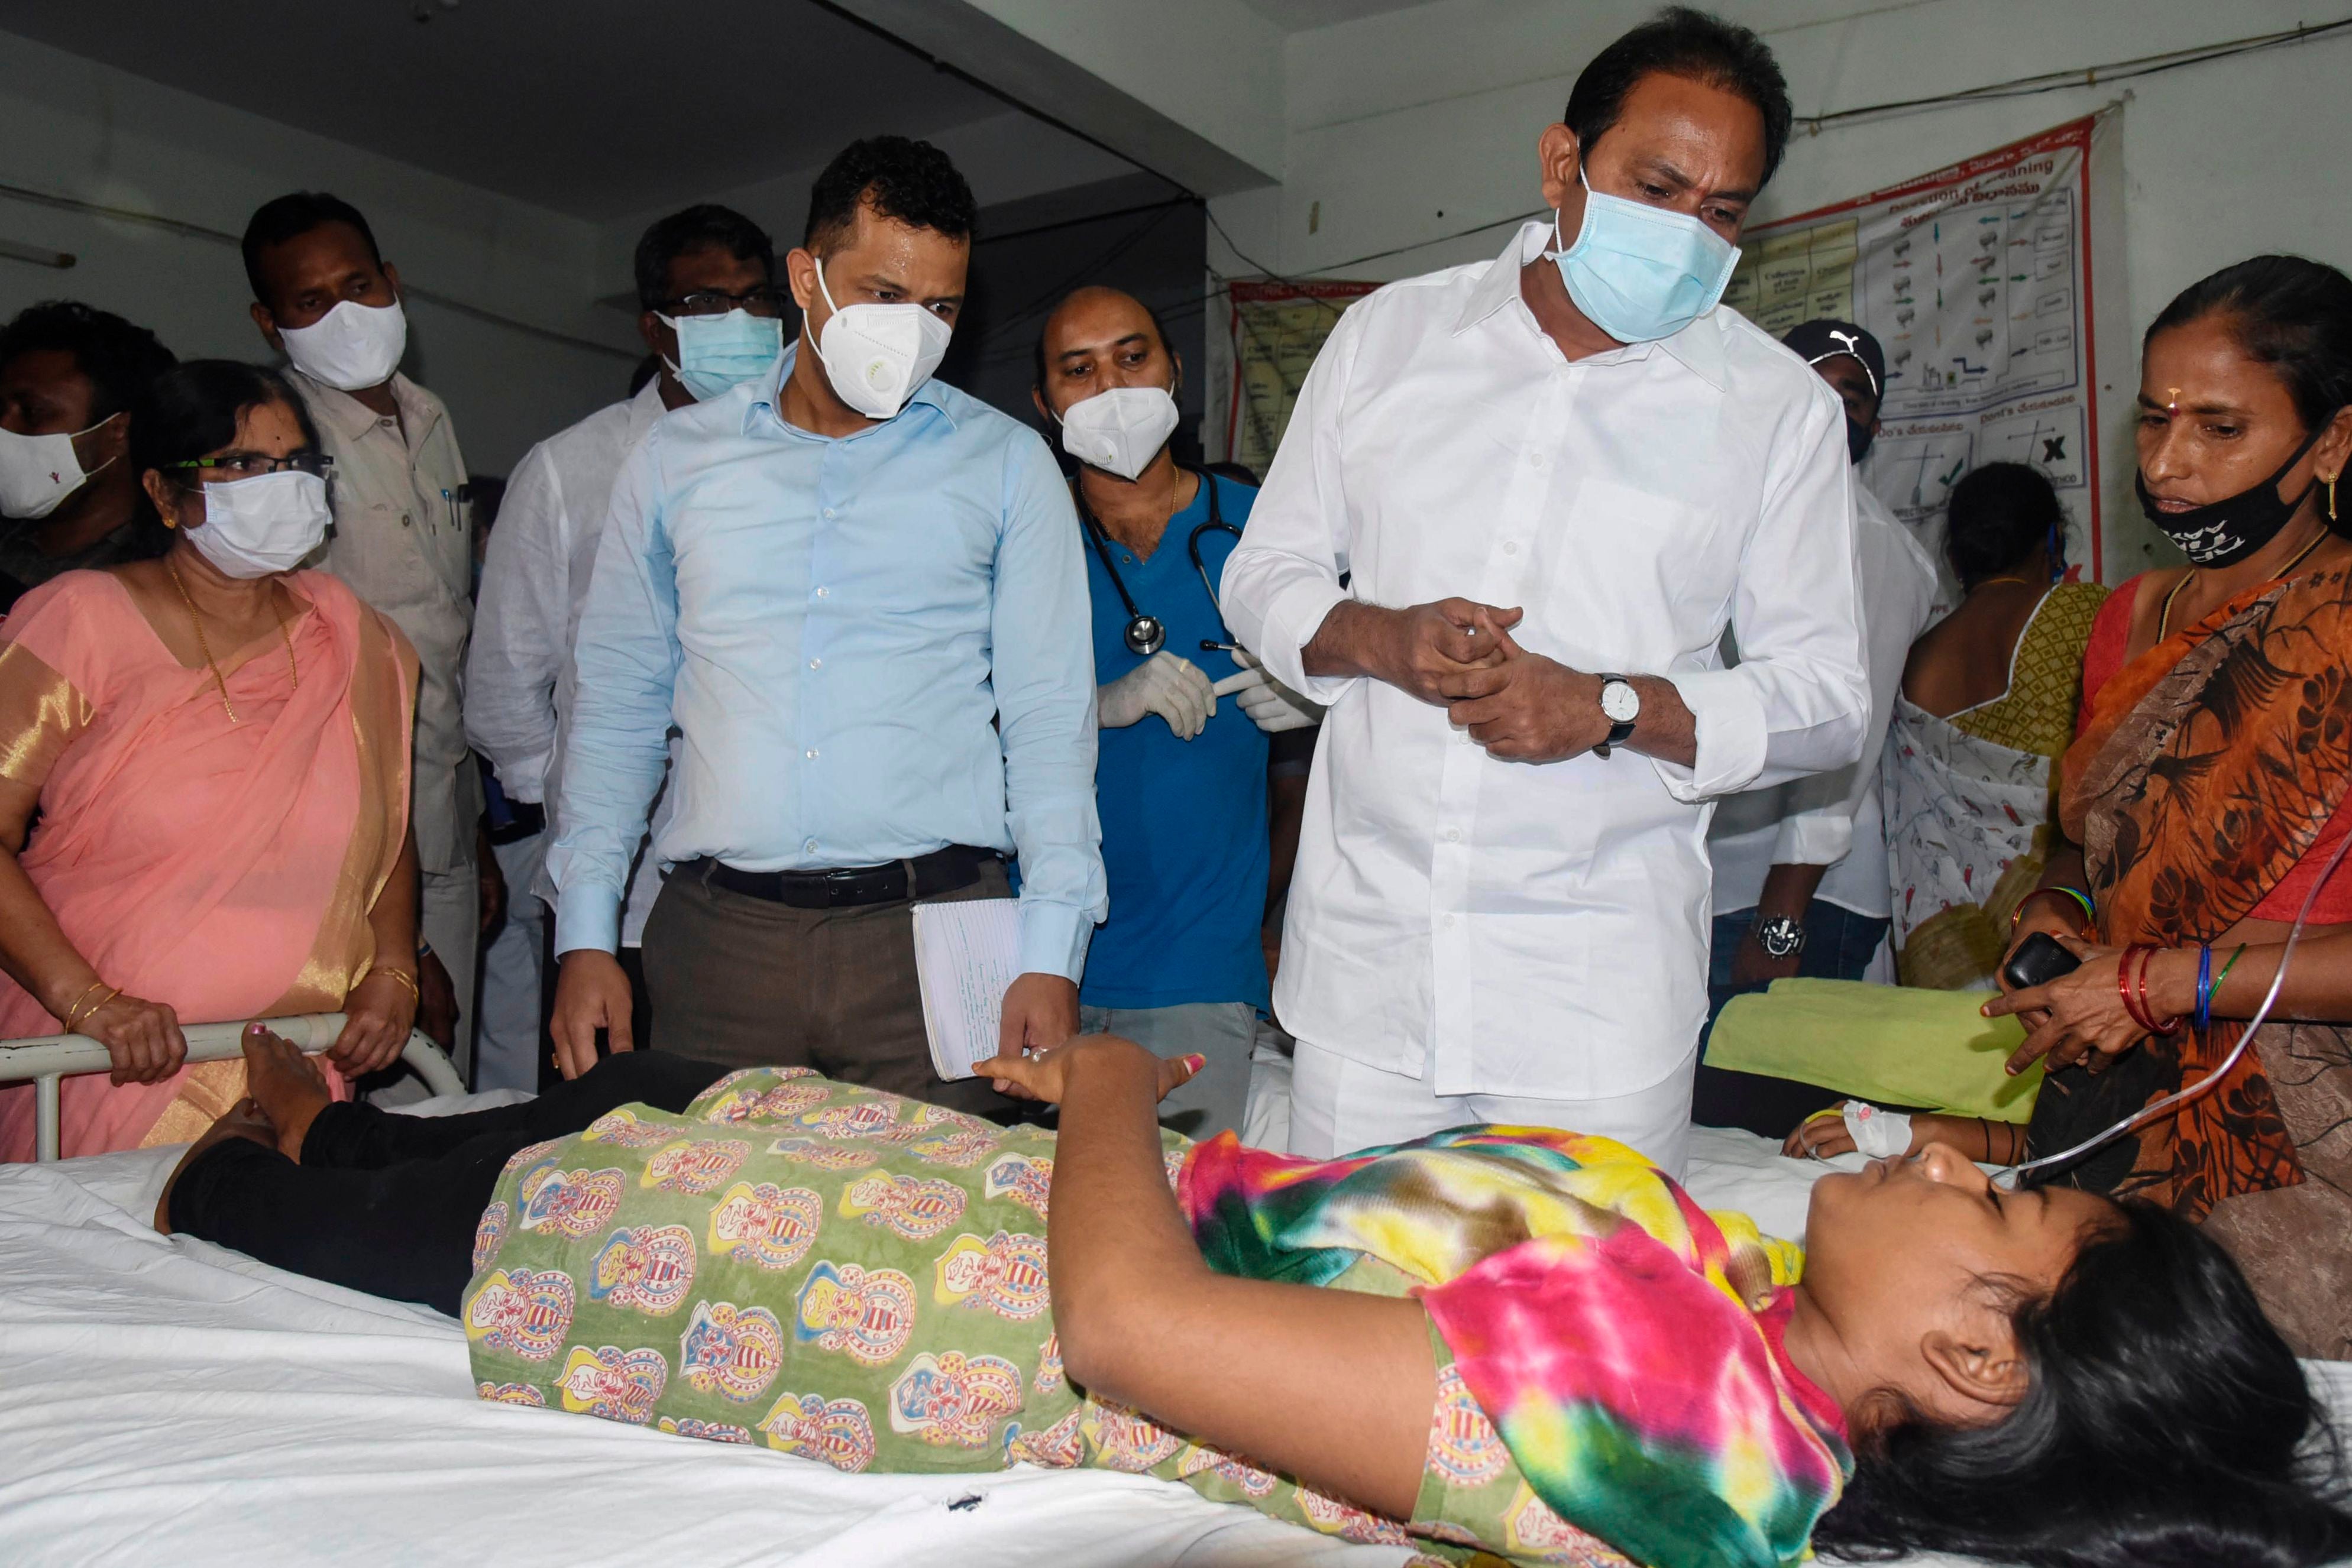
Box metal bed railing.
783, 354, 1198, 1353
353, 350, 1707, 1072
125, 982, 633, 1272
0, 1013, 464, 1161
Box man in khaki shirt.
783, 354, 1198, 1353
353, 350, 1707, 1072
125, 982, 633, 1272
243, 191, 486, 1073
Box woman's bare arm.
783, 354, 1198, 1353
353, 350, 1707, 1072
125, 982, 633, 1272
991, 1037, 1435, 1519
0, 774, 187, 1080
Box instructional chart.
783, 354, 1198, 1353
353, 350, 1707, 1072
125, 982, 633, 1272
1726, 116, 2117, 575
1225, 278, 1378, 480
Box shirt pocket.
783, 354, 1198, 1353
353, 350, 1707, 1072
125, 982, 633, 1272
1545, 476, 1736, 665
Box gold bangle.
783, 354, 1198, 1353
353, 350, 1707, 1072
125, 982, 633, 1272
372, 967, 420, 1002
59, 978, 107, 1032
66, 984, 121, 1034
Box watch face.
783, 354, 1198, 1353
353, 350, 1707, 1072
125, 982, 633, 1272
1756, 916, 1804, 957
1600, 681, 1641, 723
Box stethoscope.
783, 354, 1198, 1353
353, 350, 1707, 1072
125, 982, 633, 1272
1080, 469, 1242, 658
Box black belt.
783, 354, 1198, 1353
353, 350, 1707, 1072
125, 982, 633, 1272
698, 845, 997, 909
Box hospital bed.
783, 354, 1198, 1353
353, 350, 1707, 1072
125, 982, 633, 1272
2, 1031, 2346, 1567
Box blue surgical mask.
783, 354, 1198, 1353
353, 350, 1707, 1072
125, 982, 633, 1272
656, 308, 785, 402
1549, 169, 1740, 344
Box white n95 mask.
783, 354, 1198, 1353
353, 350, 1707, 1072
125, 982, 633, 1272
807, 261, 952, 420
278, 299, 409, 392
0, 414, 118, 519
185, 470, 331, 578
1056, 384, 1180, 481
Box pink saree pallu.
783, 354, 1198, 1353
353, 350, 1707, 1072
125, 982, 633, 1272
0, 568, 413, 1159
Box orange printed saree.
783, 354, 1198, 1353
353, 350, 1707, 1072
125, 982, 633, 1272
0, 569, 414, 1161
2048, 561, 2352, 1191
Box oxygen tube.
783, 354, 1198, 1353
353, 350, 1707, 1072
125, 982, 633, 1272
1991, 825, 2352, 1190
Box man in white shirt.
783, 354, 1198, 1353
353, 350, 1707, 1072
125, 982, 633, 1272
1696, 320, 1938, 1136
464, 206, 781, 1091
1220, 11, 1869, 1175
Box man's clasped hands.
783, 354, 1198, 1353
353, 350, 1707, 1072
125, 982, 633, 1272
1355, 597, 1625, 764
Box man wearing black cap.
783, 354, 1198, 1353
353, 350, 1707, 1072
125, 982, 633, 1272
1693, 318, 1939, 1135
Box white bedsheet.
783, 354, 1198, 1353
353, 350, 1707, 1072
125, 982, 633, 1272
3, 1114, 2345, 1567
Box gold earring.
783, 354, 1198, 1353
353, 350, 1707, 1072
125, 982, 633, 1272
2330, 474, 2340, 524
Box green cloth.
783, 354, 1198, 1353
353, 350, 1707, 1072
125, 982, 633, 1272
1706, 980, 2044, 1121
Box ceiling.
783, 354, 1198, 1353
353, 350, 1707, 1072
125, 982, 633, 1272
0, 0, 1012, 221
1233, 0, 1432, 27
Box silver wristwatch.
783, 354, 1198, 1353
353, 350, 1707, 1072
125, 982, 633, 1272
1596, 674, 1639, 757
1754, 914, 1807, 960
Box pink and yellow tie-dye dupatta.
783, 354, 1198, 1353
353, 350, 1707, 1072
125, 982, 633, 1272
1180, 1126, 1849, 1568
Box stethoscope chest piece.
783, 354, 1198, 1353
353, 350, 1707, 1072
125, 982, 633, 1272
1124, 613, 1167, 658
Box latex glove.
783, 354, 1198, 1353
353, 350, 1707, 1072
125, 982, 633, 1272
1098, 651, 1215, 739
1211, 649, 1325, 734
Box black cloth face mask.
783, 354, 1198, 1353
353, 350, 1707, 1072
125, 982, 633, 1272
2136, 416, 2334, 567
1846, 416, 1875, 465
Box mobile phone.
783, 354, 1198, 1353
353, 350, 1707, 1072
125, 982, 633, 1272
2001, 931, 2082, 991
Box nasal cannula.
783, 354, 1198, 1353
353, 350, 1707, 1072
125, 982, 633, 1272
1989, 822, 2352, 1190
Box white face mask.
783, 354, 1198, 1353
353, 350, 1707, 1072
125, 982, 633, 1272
1054, 383, 1180, 481
184, 470, 331, 579
805, 260, 952, 421
0, 414, 118, 520
278, 298, 409, 393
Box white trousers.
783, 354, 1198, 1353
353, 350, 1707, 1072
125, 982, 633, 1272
1287, 1041, 1698, 1181
418, 860, 480, 1083
474, 832, 546, 1095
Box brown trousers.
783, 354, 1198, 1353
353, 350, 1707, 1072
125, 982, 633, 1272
638, 858, 1018, 1117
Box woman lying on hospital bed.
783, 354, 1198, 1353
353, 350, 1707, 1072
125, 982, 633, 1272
160, 1026, 2348, 1568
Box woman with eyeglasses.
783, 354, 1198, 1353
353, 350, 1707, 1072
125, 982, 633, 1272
0, 360, 422, 1159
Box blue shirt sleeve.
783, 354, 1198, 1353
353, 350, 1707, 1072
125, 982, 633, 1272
548, 429, 681, 955
991, 432, 1105, 980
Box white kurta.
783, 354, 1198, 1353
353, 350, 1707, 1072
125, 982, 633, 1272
1709, 475, 1940, 921
464, 381, 669, 945
1222, 221, 1869, 1103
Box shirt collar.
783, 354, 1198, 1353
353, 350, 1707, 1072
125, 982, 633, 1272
624, 377, 668, 442
743, 342, 960, 437
1453, 218, 1732, 394
293, 367, 442, 443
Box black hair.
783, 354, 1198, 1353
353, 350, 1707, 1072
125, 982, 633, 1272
0, 300, 177, 423
2147, 255, 2352, 436
1815, 1200, 2352, 1567
802, 135, 976, 252
242, 192, 384, 307
1944, 461, 2065, 588
1564, 7, 1793, 187
632, 204, 776, 313
1030, 289, 1180, 394
131, 360, 321, 485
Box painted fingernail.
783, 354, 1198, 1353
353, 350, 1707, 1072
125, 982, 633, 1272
1180, 1054, 1206, 1074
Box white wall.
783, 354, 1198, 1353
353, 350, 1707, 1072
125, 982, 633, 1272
0, 28, 639, 475
589, 109, 1140, 305
1208, 0, 2352, 576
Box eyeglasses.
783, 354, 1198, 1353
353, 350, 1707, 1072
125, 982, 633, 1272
659, 287, 789, 319
169, 451, 334, 480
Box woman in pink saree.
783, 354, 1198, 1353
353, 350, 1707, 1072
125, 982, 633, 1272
0, 361, 419, 1159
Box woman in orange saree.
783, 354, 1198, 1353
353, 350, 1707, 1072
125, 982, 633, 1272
1988, 258, 2352, 1356
0, 361, 419, 1160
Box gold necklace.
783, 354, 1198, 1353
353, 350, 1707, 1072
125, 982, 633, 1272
2157, 527, 2330, 640
167, 562, 298, 724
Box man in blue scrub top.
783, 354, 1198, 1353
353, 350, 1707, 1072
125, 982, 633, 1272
1034, 287, 1321, 1135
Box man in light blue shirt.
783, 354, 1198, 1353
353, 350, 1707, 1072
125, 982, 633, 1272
546, 137, 1104, 1111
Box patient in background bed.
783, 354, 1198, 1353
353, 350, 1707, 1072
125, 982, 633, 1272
160, 1026, 2350, 1568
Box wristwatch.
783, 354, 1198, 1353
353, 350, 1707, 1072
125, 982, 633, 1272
1596, 674, 1640, 757
1755, 914, 1807, 960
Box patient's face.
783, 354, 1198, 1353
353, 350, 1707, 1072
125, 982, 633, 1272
1805, 1144, 2113, 1345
